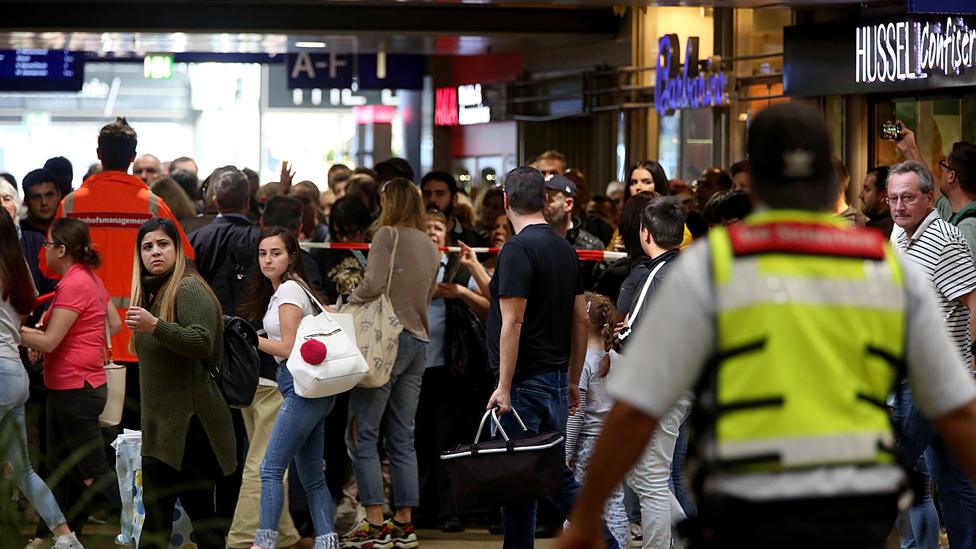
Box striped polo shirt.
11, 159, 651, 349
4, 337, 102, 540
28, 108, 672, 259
896, 209, 976, 365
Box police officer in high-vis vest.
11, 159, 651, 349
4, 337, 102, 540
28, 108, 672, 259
557, 103, 976, 549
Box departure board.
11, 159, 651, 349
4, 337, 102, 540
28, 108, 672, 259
0, 49, 84, 91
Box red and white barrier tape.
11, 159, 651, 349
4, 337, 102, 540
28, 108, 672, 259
299, 241, 627, 262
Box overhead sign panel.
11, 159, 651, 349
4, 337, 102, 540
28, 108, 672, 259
785, 15, 976, 96
0, 49, 84, 91
287, 52, 423, 90
909, 0, 976, 15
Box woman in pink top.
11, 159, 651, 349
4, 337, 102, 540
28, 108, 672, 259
21, 217, 122, 539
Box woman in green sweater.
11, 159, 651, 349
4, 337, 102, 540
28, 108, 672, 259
125, 218, 236, 548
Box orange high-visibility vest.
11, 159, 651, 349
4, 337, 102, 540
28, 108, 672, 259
40, 170, 195, 362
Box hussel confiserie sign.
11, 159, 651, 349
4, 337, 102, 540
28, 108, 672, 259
856, 18, 976, 83
784, 15, 976, 96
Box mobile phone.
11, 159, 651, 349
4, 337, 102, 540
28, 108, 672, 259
881, 121, 902, 141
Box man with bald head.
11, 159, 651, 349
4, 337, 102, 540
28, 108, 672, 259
133, 154, 162, 185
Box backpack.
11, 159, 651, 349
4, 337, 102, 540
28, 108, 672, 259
952, 208, 976, 225
211, 243, 255, 316
206, 315, 260, 408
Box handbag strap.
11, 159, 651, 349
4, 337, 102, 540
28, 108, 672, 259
619, 260, 668, 342
384, 227, 400, 298
104, 317, 114, 364
294, 280, 330, 316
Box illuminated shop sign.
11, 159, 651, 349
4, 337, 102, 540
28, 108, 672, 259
435, 87, 458, 126
856, 18, 976, 83
785, 15, 976, 96
435, 83, 492, 126
655, 34, 729, 115
458, 84, 491, 125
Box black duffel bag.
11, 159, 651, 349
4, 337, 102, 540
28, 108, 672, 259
205, 315, 260, 408
440, 407, 564, 511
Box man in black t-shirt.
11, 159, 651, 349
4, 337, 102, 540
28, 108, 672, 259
486, 167, 614, 548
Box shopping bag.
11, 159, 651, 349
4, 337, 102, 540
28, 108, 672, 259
112, 430, 197, 548
339, 227, 402, 388
440, 407, 564, 511
287, 284, 369, 398
112, 430, 143, 546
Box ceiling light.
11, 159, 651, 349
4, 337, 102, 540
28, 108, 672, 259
296, 41, 326, 48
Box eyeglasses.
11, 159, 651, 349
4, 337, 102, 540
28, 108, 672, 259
885, 194, 921, 205
940, 160, 954, 173
42, 241, 63, 248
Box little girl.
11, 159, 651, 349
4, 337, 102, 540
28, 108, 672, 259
565, 291, 629, 549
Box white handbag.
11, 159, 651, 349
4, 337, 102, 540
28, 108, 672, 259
286, 283, 368, 398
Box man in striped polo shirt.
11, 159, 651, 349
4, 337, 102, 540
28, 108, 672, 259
890, 159, 976, 549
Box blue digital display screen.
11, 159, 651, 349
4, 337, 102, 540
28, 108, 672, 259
0, 49, 84, 91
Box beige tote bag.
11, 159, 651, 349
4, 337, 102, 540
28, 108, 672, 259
340, 227, 403, 388
99, 320, 125, 427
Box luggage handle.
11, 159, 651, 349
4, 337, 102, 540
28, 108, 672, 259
474, 406, 528, 444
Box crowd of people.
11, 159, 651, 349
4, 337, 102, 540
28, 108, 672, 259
3, 105, 976, 549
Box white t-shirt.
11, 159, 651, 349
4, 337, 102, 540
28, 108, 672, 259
607, 239, 976, 499
265, 280, 316, 364
0, 296, 21, 361
609, 240, 976, 421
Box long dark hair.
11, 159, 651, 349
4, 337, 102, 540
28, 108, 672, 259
620, 192, 657, 261
625, 160, 670, 198
238, 227, 319, 321
0, 207, 35, 314
50, 217, 101, 269
129, 218, 220, 352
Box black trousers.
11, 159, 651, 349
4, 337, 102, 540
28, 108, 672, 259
415, 366, 491, 525
37, 382, 120, 537
682, 493, 898, 549
141, 416, 227, 549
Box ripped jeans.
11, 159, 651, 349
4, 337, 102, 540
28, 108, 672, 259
626, 394, 692, 549
0, 356, 67, 532
346, 332, 427, 509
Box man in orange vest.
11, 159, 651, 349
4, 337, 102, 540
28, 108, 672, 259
41, 116, 194, 426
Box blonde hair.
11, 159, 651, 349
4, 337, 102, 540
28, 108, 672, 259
128, 218, 221, 354
150, 177, 197, 220
0, 179, 22, 216
375, 177, 426, 232
584, 292, 616, 378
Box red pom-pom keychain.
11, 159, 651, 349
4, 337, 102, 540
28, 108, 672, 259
300, 339, 328, 365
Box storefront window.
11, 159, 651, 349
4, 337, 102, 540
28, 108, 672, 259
730, 7, 790, 162
658, 107, 713, 182
873, 98, 976, 175
658, 111, 680, 181
734, 8, 790, 78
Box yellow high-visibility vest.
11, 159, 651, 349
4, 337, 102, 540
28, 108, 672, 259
703, 210, 905, 474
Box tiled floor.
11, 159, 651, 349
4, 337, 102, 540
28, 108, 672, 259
19, 525, 559, 548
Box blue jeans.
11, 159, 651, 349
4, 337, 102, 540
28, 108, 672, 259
497, 369, 618, 549
258, 364, 336, 538
0, 357, 66, 532
346, 332, 427, 508
894, 383, 976, 549
670, 416, 696, 518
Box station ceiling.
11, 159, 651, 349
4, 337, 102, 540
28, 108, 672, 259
0, 0, 889, 56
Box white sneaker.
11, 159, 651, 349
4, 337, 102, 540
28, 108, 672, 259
52, 532, 84, 549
